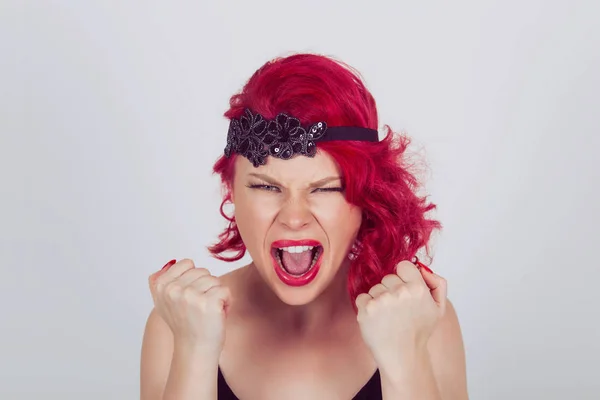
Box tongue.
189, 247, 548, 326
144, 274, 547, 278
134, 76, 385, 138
281, 251, 313, 275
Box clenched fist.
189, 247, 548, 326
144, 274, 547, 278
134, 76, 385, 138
355, 260, 447, 370
148, 259, 231, 358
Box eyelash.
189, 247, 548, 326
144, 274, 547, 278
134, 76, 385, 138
247, 184, 344, 193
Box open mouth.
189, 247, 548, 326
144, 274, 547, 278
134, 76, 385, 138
271, 244, 324, 277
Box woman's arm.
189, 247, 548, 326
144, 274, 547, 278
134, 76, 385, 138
140, 308, 219, 400
427, 300, 468, 399
379, 300, 468, 400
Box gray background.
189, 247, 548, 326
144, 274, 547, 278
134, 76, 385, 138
1, 1, 599, 399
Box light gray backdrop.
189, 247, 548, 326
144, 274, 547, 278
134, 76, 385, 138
1, 1, 599, 399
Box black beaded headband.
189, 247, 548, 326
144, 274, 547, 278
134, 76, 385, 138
224, 108, 379, 167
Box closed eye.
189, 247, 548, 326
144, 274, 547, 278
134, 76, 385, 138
247, 184, 343, 193
312, 187, 344, 193
247, 184, 281, 192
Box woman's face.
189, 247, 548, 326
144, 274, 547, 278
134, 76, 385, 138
231, 151, 362, 305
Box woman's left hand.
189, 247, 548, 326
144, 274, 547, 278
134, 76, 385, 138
355, 260, 447, 369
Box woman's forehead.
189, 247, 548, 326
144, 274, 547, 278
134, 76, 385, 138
236, 151, 341, 182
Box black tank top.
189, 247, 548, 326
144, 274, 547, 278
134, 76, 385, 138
217, 367, 382, 399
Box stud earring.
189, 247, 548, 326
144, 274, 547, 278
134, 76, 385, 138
348, 241, 360, 261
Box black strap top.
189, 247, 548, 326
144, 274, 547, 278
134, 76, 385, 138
217, 367, 381, 399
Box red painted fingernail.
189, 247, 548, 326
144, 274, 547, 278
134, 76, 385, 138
420, 263, 433, 274
161, 259, 177, 271
412, 256, 433, 274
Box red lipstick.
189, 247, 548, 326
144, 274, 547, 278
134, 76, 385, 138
271, 239, 323, 287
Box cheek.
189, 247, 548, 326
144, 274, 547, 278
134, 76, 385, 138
313, 197, 362, 245
234, 194, 279, 248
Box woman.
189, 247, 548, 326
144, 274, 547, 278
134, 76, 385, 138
140, 53, 468, 399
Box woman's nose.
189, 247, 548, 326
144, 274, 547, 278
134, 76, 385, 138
276, 197, 312, 230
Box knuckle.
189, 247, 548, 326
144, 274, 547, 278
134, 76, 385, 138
200, 273, 215, 282
390, 287, 403, 299
207, 285, 221, 296
201, 275, 220, 286
367, 286, 379, 297
365, 299, 377, 314
355, 293, 368, 306
165, 282, 183, 301
154, 278, 167, 292
179, 258, 196, 268
182, 268, 204, 279
198, 294, 216, 311
182, 286, 200, 302
396, 285, 410, 298
379, 291, 393, 303
154, 274, 170, 288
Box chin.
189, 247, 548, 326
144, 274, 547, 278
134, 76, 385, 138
270, 285, 323, 306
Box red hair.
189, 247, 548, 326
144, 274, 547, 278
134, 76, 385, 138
209, 53, 442, 301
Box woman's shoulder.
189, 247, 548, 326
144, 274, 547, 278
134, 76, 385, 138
216, 264, 258, 316
217, 265, 250, 298
217, 265, 244, 285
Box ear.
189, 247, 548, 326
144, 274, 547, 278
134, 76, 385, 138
229, 184, 235, 204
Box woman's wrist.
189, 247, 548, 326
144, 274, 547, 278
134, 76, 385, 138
378, 346, 442, 400
173, 339, 222, 366
162, 341, 221, 400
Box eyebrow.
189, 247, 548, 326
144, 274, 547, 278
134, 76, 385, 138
248, 173, 342, 187
248, 173, 282, 186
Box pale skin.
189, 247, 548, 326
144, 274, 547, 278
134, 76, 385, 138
140, 152, 468, 400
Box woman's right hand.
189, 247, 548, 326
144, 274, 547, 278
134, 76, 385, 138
148, 259, 231, 358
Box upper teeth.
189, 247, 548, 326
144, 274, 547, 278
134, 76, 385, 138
278, 246, 314, 254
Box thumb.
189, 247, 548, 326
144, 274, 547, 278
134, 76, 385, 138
420, 267, 447, 312
206, 285, 232, 315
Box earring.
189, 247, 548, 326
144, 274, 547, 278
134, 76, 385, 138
348, 241, 360, 261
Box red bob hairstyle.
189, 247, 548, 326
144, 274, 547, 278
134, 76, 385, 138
209, 53, 442, 301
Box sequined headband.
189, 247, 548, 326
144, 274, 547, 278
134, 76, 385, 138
224, 108, 379, 167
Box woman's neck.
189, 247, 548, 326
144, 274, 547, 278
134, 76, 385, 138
240, 262, 355, 339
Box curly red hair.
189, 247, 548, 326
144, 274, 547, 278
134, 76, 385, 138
208, 53, 442, 301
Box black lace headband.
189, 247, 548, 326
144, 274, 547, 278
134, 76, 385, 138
224, 108, 379, 167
